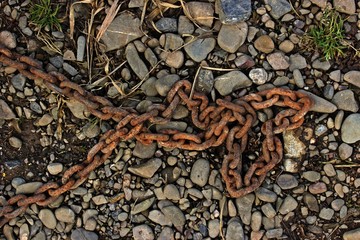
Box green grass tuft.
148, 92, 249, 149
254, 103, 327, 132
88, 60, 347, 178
304, 9, 347, 60
30, 0, 62, 31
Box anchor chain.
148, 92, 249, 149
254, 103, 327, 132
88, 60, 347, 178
0, 45, 312, 227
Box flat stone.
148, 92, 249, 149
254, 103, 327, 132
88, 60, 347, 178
55, 207, 75, 223
343, 228, 360, 240
65, 99, 89, 119
279, 40, 294, 53
312, 59, 331, 71
82, 122, 100, 138
16, 182, 43, 194
133, 224, 154, 240
319, 208, 334, 220
255, 187, 277, 202
0, 30, 16, 48
214, 71, 252, 96
101, 12, 143, 52
184, 37, 216, 62
279, 195, 298, 214
195, 68, 214, 94
0, 99, 16, 119
63, 62, 78, 76
161, 205, 185, 227
226, 217, 244, 240
324, 164, 336, 177
254, 35, 274, 53
251, 211, 262, 231
128, 158, 162, 178
302, 171, 321, 182
71, 228, 98, 240
126, 43, 149, 80
235, 194, 255, 225
186, 2, 214, 27
293, 69, 305, 88
249, 68, 268, 85
331, 199, 345, 211
344, 71, 360, 88
266, 228, 283, 239
190, 158, 210, 187
267, 52, 289, 70
92, 195, 108, 205
163, 184, 180, 201
160, 33, 184, 51
261, 203, 276, 218
164, 51, 184, 69
39, 209, 57, 229
289, 54, 307, 71
310, 0, 327, 8
34, 114, 53, 126
303, 192, 319, 212
133, 142, 157, 159
9, 136, 22, 149
267, 0, 292, 19
332, 90, 359, 112
298, 90, 337, 113
217, 0, 251, 23
218, 22, 247, 53
149, 210, 172, 226
141, 77, 158, 97
178, 15, 194, 35
155, 74, 180, 96
47, 163, 63, 175
309, 182, 327, 194
131, 197, 155, 214
334, 0, 356, 14
156, 121, 187, 132
155, 18, 177, 33
341, 114, 360, 144
208, 219, 220, 238
77, 36, 86, 62
283, 129, 306, 158
277, 174, 298, 190
49, 56, 63, 68
11, 74, 26, 91
338, 143, 353, 160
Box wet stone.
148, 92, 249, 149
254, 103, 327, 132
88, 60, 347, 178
218, 0, 251, 23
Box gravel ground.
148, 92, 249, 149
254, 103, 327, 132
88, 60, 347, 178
0, 0, 360, 239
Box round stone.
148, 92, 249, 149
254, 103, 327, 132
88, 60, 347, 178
341, 114, 360, 144
9, 136, 22, 148
47, 163, 63, 175
276, 174, 298, 190
38, 209, 57, 229
254, 35, 274, 53
55, 207, 75, 223
190, 158, 210, 187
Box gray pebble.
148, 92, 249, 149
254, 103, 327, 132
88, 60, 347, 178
235, 193, 255, 225
77, 36, 86, 62
332, 90, 359, 112
249, 68, 268, 85
293, 69, 305, 88
338, 143, 353, 160
276, 174, 298, 189
155, 18, 177, 33
133, 142, 157, 159
190, 158, 210, 187
226, 217, 244, 240
279, 195, 298, 214
319, 208, 334, 220
55, 207, 75, 223
155, 74, 180, 96
323, 164, 336, 177
49, 56, 63, 68
63, 62, 78, 76
39, 209, 57, 229
214, 71, 252, 96
47, 163, 63, 175
341, 114, 360, 144
331, 199, 345, 211
11, 74, 26, 91
255, 187, 277, 202
302, 171, 321, 182
71, 228, 98, 240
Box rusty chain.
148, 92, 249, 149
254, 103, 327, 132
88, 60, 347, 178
0, 45, 312, 228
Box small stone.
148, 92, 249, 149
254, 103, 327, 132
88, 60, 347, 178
141, 77, 158, 97
160, 33, 184, 50
161, 205, 186, 227
279, 40, 294, 53
255, 187, 277, 202
341, 114, 360, 144
163, 184, 180, 201
155, 18, 177, 33
279, 196, 298, 214
128, 158, 162, 178
133, 142, 157, 159
309, 182, 327, 194
289, 54, 307, 71
9, 136, 22, 148
344, 71, 360, 88
217, 0, 252, 23
267, 0, 292, 19
195, 68, 214, 94
208, 219, 220, 238
277, 174, 298, 190
254, 35, 274, 53
164, 51, 184, 69
323, 164, 336, 177
293, 69, 305, 88
267, 52, 289, 70
186, 2, 214, 27
214, 71, 252, 96
63, 50, 76, 61
343, 228, 360, 240
218, 22, 247, 53
126, 43, 149, 80
101, 12, 143, 52
334, 0, 356, 14
251, 211, 262, 231
184, 37, 216, 62
338, 143, 353, 160
234, 54, 255, 69
133, 225, 154, 240
319, 208, 334, 220
283, 129, 306, 158
39, 209, 57, 229
34, 114, 53, 126
66, 99, 89, 119
148, 210, 172, 226
298, 90, 337, 113
49, 56, 63, 68
266, 228, 283, 239
63, 62, 78, 76
331, 199, 345, 211
71, 228, 98, 240
55, 207, 75, 223
132, 197, 155, 214
303, 192, 319, 212
332, 90, 359, 112
155, 74, 180, 96
47, 163, 63, 175
82, 122, 100, 138
249, 68, 268, 85
0, 99, 16, 119
77, 36, 86, 62
283, 158, 299, 173
261, 203, 276, 218
323, 85, 334, 100
11, 74, 26, 91
310, 0, 327, 8
16, 182, 43, 194
178, 15, 194, 35
302, 171, 321, 182
0, 31, 16, 49
236, 194, 255, 225
190, 158, 210, 187
312, 58, 331, 71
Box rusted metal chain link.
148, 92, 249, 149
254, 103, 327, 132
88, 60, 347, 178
0, 45, 312, 228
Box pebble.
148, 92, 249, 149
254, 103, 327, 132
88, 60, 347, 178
323, 85, 334, 100
255, 187, 277, 202
279, 195, 298, 214
128, 158, 162, 178
49, 56, 63, 68
63, 62, 78, 76
178, 15, 194, 35
82, 122, 100, 138
186, 2, 214, 27
249, 68, 268, 85
283, 129, 306, 158
309, 182, 327, 194
324, 164, 336, 177
133, 224, 154, 240
293, 69, 305, 88
92, 195, 108, 205
218, 0, 252, 23
319, 208, 334, 220
65, 99, 89, 119
161, 204, 185, 227
190, 158, 210, 187
276, 174, 298, 190
338, 143, 353, 160
312, 59, 331, 71
184, 37, 216, 62
16, 182, 43, 194
303, 192, 319, 212
164, 51, 184, 69
267, 52, 289, 70
344, 71, 360, 88
77, 36, 86, 62
343, 228, 360, 240
160, 33, 184, 51
267, 0, 292, 19
101, 12, 143, 51
39, 209, 57, 229
218, 22, 247, 53
47, 163, 63, 175
254, 35, 274, 53
331, 199, 345, 211
126, 43, 149, 80
279, 40, 294, 53
251, 211, 262, 231
11, 74, 26, 91
71, 228, 98, 240
55, 207, 75, 223
261, 203, 276, 218
310, 0, 327, 8
148, 210, 172, 226
332, 90, 359, 112
214, 71, 252, 96
195, 68, 214, 94
283, 158, 299, 173
341, 114, 360, 143
155, 74, 180, 96
133, 142, 157, 159
0, 99, 16, 119
208, 219, 220, 238
298, 90, 337, 113
9, 136, 22, 148
0, 30, 16, 48
302, 171, 321, 182
226, 217, 245, 240
334, 0, 356, 14
164, 184, 180, 201
155, 18, 177, 33
289, 54, 307, 71
236, 194, 255, 225
34, 114, 53, 126
266, 228, 283, 239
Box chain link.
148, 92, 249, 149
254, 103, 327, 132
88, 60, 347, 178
0, 45, 312, 227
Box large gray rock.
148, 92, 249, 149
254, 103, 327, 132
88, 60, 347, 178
101, 12, 144, 52
128, 158, 162, 178
126, 43, 149, 80
344, 228, 360, 240
226, 217, 245, 240
267, 0, 292, 19
344, 71, 360, 88
332, 90, 359, 112
190, 158, 210, 187
184, 37, 216, 62
218, 22, 247, 53
298, 90, 337, 113
235, 193, 255, 225
217, 0, 252, 23
341, 114, 360, 144
214, 71, 252, 96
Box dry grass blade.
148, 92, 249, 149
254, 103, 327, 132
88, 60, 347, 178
69, 0, 94, 39
96, 0, 123, 41
37, 31, 62, 54
86, 61, 127, 90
